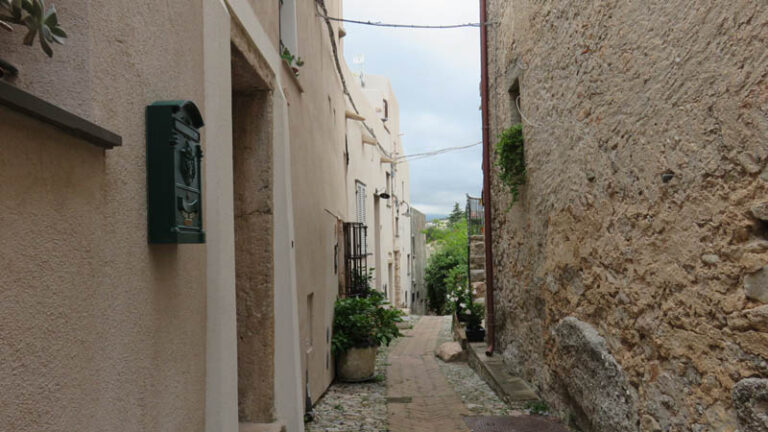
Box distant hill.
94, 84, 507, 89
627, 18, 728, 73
426, 214, 447, 222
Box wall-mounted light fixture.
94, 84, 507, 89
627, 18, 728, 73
374, 188, 391, 200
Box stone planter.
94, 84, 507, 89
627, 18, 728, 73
336, 346, 377, 382
465, 326, 486, 343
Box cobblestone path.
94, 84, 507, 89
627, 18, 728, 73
307, 316, 527, 432
387, 316, 471, 432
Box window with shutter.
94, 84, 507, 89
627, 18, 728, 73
355, 181, 367, 253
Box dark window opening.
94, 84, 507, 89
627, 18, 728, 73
342, 222, 369, 297
509, 79, 522, 125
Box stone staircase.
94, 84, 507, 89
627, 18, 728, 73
469, 235, 486, 302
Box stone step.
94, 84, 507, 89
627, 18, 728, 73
466, 343, 539, 403
469, 235, 485, 242
470, 255, 485, 268
470, 269, 486, 282
472, 281, 486, 297
470, 242, 485, 255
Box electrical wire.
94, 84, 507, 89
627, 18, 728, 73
396, 142, 482, 162
314, 0, 393, 160
316, 14, 484, 29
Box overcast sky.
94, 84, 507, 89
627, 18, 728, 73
342, 0, 482, 218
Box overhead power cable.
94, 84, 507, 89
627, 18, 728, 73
396, 142, 482, 162
316, 14, 484, 29
314, 0, 393, 160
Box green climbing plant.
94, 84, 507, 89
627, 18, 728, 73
494, 124, 526, 202
0, 0, 67, 57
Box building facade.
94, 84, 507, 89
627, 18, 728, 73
482, 1, 768, 431
343, 70, 413, 310
410, 209, 428, 314
0, 0, 410, 431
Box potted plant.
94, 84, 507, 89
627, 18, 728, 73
464, 301, 486, 343
0, 0, 67, 77
280, 45, 303, 77
332, 289, 403, 382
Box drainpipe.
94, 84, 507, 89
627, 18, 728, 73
480, 0, 495, 356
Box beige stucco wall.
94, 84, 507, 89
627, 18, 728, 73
486, 1, 768, 431
344, 71, 413, 308
280, 0, 348, 403
0, 1, 307, 431
203, 2, 238, 432
0, 1, 207, 431
225, 2, 305, 430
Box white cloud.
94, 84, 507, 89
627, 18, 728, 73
343, 0, 480, 74
341, 1, 483, 217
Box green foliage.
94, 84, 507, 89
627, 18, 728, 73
447, 202, 465, 226
331, 289, 404, 356
444, 281, 471, 317
464, 301, 485, 329
349, 267, 374, 295
525, 400, 550, 416
0, 0, 67, 57
280, 45, 304, 75
495, 124, 526, 202
425, 218, 468, 314
371, 373, 386, 383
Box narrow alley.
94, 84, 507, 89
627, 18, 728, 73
1, 0, 767, 431
308, 316, 569, 432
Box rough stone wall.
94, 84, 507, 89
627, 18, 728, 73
233, 90, 275, 423
486, 1, 768, 431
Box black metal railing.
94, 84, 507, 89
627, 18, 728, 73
343, 222, 369, 297
466, 195, 484, 236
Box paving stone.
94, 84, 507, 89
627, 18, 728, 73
307, 316, 533, 432
304, 344, 390, 432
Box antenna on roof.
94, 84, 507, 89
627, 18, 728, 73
352, 54, 366, 87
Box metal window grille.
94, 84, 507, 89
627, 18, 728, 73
466, 195, 484, 236
343, 222, 369, 298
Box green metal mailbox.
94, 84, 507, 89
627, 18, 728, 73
146, 100, 205, 243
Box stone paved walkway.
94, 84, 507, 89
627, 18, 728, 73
387, 316, 471, 432
307, 316, 554, 432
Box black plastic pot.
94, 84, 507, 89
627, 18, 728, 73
465, 326, 486, 343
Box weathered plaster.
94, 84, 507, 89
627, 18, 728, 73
487, 1, 768, 431
0, 1, 207, 431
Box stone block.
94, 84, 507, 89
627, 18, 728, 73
745, 266, 768, 303
470, 255, 485, 268
732, 378, 768, 432
729, 305, 768, 332
554, 317, 639, 432
751, 203, 768, 222
472, 281, 486, 298
470, 242, 485, 256
436, 341, 466, 362
470, 269, 486, 283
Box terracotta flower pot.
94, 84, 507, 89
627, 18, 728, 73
336, 346, 377, 382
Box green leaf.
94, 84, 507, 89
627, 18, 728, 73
50, 24, 64, 37
21, 23, 35, 44
39, 28, 52, 56
42, 2, 54, 25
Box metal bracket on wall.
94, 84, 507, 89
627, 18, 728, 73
0, 80, 122, 149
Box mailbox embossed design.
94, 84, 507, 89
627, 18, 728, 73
147, 100, 205, 243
